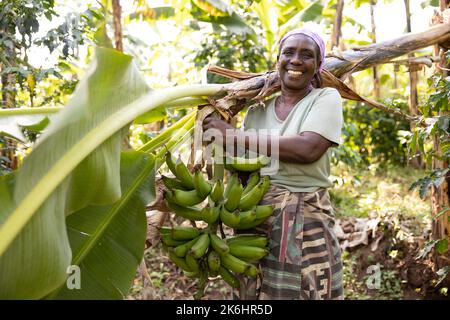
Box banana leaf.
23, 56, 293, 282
0, 110, 57, 142
0, 45, 224, 299
49, 151, 155, 299
0, 47, 150, 299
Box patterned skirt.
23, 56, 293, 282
234, 185, 344, 300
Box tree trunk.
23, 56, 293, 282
404, 0, 423, 169
431, 0, 450, 272
206, 22, 450, 123
331, 0, 344, 50
370, 0, 380, 99
325, 22, 450, 78
112, 0, 123, 52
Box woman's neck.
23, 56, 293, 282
279, 84, 313, 108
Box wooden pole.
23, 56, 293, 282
430, 0, 450, 272
404, 0, 422, 168
331, 0, 344, 50
112, 0, 123, 52
370, 0, 380, 99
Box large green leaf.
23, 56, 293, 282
0, 107, 60, 141
0, 45, 224, 299
191, 0, 256, 39
50, 151, 155, 299
210, 13, 257, 39
0, 47, 150, 299
279, 1, 324, 35
251, 0, 279, 55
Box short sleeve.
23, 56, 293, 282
299, 88, 343, 145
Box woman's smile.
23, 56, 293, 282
286, 69, 303, 79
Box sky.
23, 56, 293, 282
27, 0, 439, 76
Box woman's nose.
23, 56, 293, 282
290, 54, 303, 64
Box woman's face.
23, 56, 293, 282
277, 34, 319, 91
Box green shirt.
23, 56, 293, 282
243, 87, 343, 192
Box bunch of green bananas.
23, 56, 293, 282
160, 151, 274, 291
161, 225, 269, 289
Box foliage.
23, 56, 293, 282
0, 0, 102, 109
333, 100, 411, 168
193, 32, 270, 83
330, 165, 431, 219
406, 75, 450, 198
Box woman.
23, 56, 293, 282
203, 28, 344, 300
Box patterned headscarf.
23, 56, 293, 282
279, 28, 326, 72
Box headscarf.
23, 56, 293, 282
278, 28, 326, 72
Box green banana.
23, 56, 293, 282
219, 266, 240, 289
243, 172, 260, 195
209, 233, 230, 255
225, 155, 270, 172
261, 175, 270, 195
210, 179, 224, 203
165, 196, 205, 221
229, 244, 268, 261
189, 233, 210, 258
161, 175, 189, 191
159, 227, 171, 235
165, 151, 178, 177
173, 237, 199, 257
207, 251, 221, 272
185, 252, 200, 273
244, 264, 259, 277
224, 172, 239, 199
233, 217, 267, 230
169, 250, 193, 272
227, 235, 268, 248
219, 205, 241, 228
220, 253, 250, 274
172, 188, 205, 206
238, 177, 268, 211
175, 157, 195, 189
224, 181, 243, 211
193, 169, 212, 198
255, 204, 274, 220
237, 208, 257, 225
162, 233, 188, 247
171, 226, 201, 241
202, 205, 220, 224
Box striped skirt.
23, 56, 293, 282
234, 185, 344, 300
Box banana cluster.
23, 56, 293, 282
161, 151, 273, 289
161, 226, 269, 289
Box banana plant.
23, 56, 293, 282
0, 45, 226, 299
251, 0, 324, 62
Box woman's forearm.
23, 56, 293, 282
228, 129, 329, 164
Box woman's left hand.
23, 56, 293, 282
203, 117, 235, 147
202, 117, 235, 145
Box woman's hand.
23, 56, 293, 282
202, 116, 235, 146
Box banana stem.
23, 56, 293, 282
137, 111, 196, 153
0, 98, 209, 117
153, 112, 197, 169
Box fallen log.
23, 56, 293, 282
208, 22, 450, 123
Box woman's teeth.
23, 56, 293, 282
287, 70, 302, 76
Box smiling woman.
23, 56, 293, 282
202, 28, 344, 300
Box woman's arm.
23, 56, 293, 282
202, 118, 332, 164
